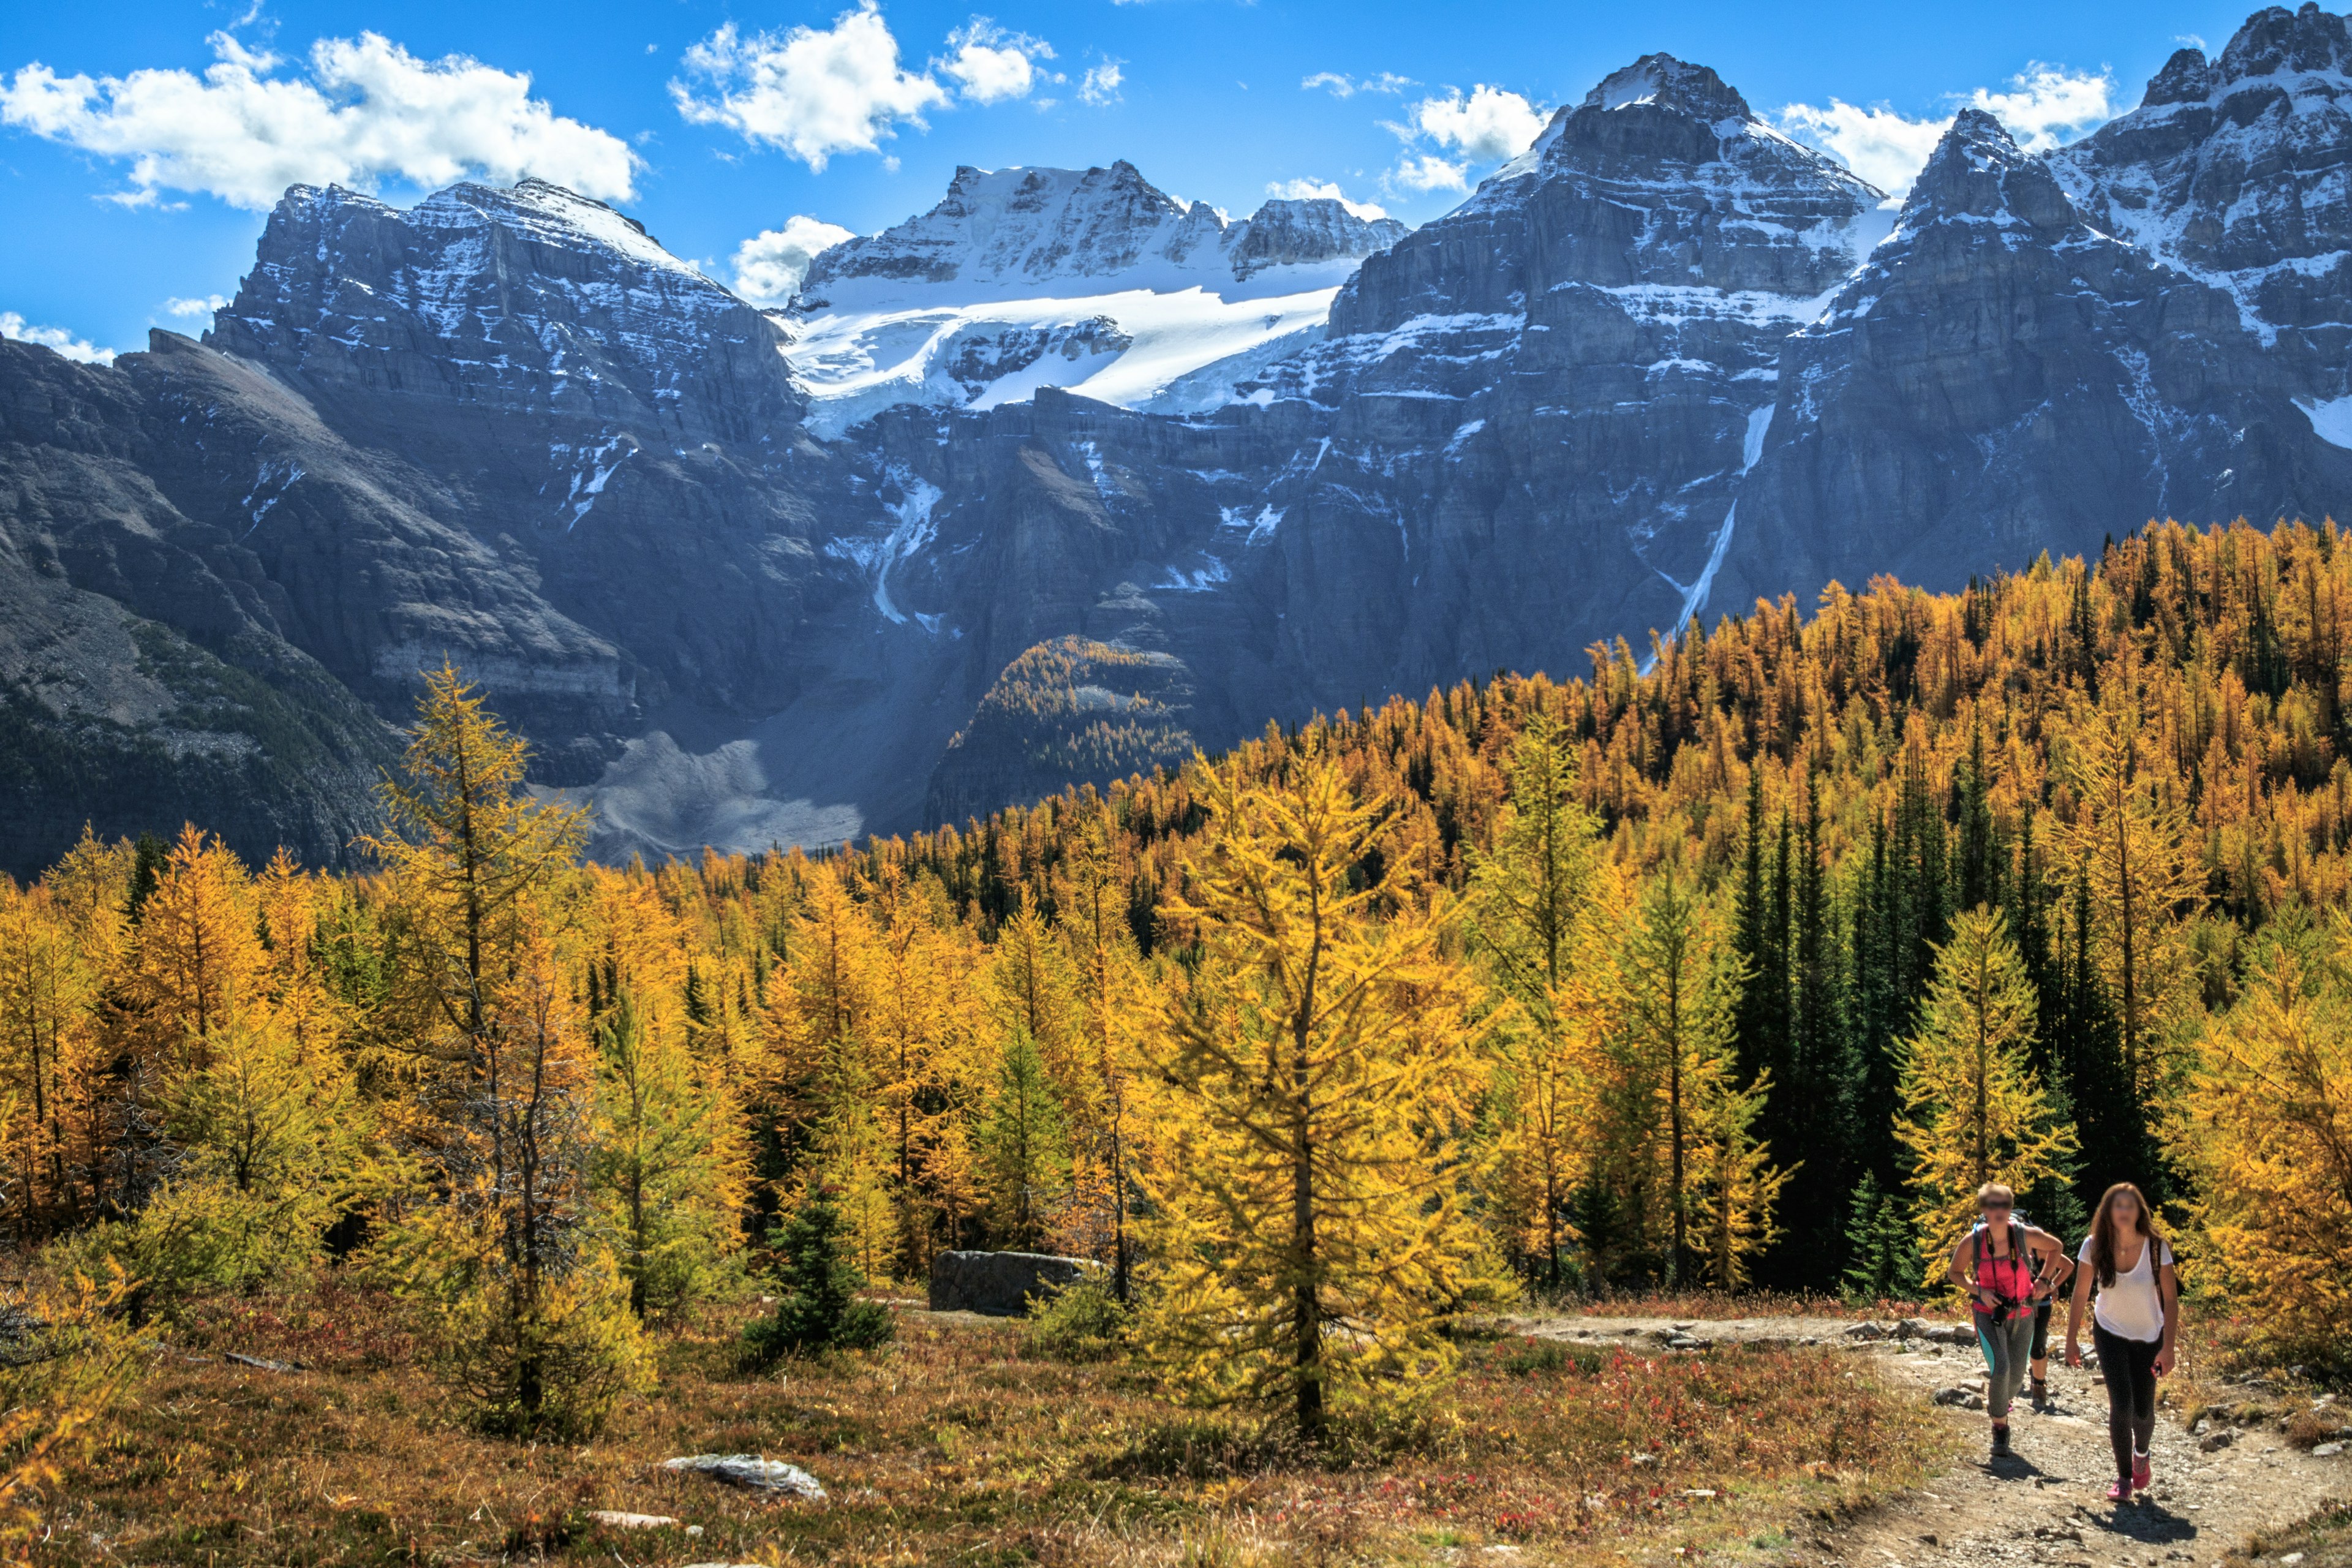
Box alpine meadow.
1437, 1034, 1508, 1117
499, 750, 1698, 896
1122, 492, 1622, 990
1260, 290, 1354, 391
5, 521, 2352, 1561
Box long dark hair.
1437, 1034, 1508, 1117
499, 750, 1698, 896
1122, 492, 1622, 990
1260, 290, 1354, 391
2087, 1182, 2164, 1287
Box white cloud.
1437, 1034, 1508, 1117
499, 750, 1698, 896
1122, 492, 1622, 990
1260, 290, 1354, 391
1774, 100, 1949, 197
939, 17, 1053, 106
729, 216, 856, 305
1407, 84, 1545, 162
1265, 178, 1387, 221
2, 311, 117, 364
1389, 154, 1467, 192
0, 30, 639, 209
674, 4, 951, 171
1971, 65, 2114, 147
1777, 64, 2114, 199
162, 293, 230, 317
1079, 59, 1123, 107
1302, 70, 1413, 99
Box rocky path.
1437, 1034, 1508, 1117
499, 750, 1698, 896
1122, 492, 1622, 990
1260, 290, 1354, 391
1509, 1314, 2352, 1568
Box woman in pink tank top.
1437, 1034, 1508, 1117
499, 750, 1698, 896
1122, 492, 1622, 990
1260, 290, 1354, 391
1943, 1182, 2070, 1463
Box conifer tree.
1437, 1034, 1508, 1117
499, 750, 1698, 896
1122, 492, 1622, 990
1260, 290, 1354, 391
2166, 914, 2352, 1359
1616, 874, 1748, 1286
1895, 908, 2079, 1277
590, 984, 743, 1321
1141, 754, 1491, 1441
0, 882, 107, 1237
979, 1027, 1069, 1250
2060, 696, 2201, 1087
1054, 815, 1149, 1297
1841, 1171, 1913, 1302
1692, 1065, 1792, 1289
366, 667, 641, 1435
1468, 714, 1605, 1288
741, 1194, 894, 1365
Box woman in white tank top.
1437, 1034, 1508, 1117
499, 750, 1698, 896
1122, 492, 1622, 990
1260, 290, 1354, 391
2063, 1182, 2179, 1505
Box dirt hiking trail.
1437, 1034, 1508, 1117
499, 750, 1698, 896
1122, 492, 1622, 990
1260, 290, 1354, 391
1512, 1313, 2352, 1568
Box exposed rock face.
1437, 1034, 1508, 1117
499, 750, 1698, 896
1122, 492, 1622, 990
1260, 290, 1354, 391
1221, 49, 1888, 711
209, 179, 804, 441
2049, 4, 2352, 397
927, 1250, 1099, 1316
0, 337, 397, 873
13, 9, 2352, 878
1721, 107, 2347, 608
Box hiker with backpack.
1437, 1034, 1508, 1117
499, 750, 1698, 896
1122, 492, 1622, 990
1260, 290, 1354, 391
2064, 1182, 2179, 1502
1944, 1182, 2071, 1460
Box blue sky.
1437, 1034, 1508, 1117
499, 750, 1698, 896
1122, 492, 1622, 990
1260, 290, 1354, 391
0, 0, 2303, 359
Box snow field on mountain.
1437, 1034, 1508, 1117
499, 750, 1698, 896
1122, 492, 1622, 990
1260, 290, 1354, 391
782, 279, 1349, 435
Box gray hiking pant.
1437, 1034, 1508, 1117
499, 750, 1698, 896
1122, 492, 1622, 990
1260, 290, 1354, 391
1975, 1310, 2034, 1420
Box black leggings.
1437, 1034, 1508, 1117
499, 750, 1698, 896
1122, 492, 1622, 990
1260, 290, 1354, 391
2095, 1325, 2160, 1479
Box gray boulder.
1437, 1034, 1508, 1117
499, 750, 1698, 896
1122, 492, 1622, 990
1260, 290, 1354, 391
927, 1251, 1098, 1316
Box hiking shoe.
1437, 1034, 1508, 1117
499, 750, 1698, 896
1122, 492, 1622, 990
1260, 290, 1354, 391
2133, 1453, 2151, 1492
1991, 1426, 2012, 1459
2030, 1377, 2049, 1411
2106, 1479, 2128, 1502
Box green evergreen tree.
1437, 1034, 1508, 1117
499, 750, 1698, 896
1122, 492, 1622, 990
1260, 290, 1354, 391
741, 1195, 894, 1366
1841, 1170, 1915, 1301
979, 1028, 1069, 1249
1759, 776, 1853, 1289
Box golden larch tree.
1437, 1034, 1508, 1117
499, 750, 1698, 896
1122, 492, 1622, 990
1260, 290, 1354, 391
1139, 752, 1493, 1441
1897, 907, 2079, 1278
2166, 916, 2352, 1357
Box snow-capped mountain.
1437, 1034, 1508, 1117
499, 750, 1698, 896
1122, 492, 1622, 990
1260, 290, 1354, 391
782, 161, 1408, 434
2049, 2, 2352, 410
213, 178, 804, 442
9, 7, 2352, 877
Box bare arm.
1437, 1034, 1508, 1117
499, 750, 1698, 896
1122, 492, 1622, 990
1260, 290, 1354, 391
2154, 1255, 2181, 1375
2064, 1253, 2093, 1365
1947, 1235, 1972, 1292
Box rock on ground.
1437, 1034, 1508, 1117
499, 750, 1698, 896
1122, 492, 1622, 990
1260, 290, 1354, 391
661, 1455, 826, 1499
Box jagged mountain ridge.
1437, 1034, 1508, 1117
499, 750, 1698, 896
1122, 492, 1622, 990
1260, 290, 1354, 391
785, 162, 1410, 434
7, 6, 2352, 878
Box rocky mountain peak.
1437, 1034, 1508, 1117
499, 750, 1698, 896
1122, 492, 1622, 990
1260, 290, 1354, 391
207, 175, 799, 441
1905, 108, 2078, 230
799, 162, 1232, 299
2213, 2, 2352, 88
2143, 47, 2217, 107
1579, 53, 1753, 122
1228, 198, 1408, 278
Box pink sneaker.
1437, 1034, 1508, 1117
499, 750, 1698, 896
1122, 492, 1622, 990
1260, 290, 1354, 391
2133, 1453, 2152, 1492
2106, 1479, 2128, 1503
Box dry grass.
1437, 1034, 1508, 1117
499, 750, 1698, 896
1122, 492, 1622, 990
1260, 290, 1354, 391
37, 1284, 1949, 1567
2226, 1504, 2352, 1568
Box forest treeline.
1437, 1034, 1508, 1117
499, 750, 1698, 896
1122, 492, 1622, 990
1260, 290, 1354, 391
3, 519, 2351, 1447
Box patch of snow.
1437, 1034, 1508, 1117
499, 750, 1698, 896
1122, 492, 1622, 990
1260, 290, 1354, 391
1741, 403, 1775, 470
1158, 554, 1231, 591
787, 282, 1347, 435
1218, 503, 1284, 543
560, 437, 633, 530
824, 470, 944, 626
2297, 394, 2352, 449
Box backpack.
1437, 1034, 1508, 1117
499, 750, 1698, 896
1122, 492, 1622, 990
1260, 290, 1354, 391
1972, 1219, 2034, 1308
